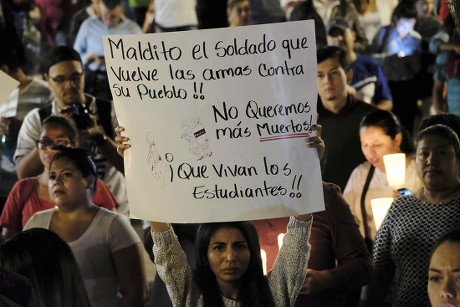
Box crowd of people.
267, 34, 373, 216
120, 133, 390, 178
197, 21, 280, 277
1, 0, 460, 306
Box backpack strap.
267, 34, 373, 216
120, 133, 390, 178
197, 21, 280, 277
360, 165, 375, 251
378, 25, 391, 54
38, 104, 52, 122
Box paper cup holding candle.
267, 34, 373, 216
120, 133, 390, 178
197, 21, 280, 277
383, 153, 406, 188
371, 198, 394, 230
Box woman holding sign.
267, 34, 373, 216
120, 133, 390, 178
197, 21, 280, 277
115, 126, 313, 307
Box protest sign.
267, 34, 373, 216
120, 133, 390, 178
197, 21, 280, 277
103, 20, 324, 222
0, 70, 20, 117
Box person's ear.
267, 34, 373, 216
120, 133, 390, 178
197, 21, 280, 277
86, 175, 96, 191
350, 29, 356, 42
395, 133, 403, 149
346, 68, 353, 84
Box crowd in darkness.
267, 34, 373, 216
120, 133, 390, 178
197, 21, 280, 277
1, 0, 460, 306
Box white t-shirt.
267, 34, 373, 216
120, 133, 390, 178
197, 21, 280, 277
24, 208, 141, 307
155, 0, 198, 28
343, 159, 424, 240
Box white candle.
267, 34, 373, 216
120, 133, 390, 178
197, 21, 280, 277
383, 153, 406, 188
371, 198, 393, 230
261, 249, 267, 275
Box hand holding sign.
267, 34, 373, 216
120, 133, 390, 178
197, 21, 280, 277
104, 21, 324, 222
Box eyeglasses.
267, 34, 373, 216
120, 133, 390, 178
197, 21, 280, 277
48, 73, 83, 84
37, 138, 72, 150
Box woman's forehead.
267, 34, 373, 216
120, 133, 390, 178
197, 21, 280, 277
418, 135, 455, 147
40, 125, 67, 137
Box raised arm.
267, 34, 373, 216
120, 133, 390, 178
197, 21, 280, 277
267, 215, 313, 307
150, 221, 202, 306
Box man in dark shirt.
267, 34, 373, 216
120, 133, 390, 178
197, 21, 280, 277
253, 182, 371, 307
317, 46, 377, 190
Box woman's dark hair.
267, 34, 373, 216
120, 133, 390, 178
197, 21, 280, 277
430, 228, 460, 260
391, 0, 417, 25
0, 228, 92, 307
417, 124, 460, 159
50, 147, 98, 191
418, 113, 460, 140
194, 221, 274, 307
42, 115, 78, 143
360, 110, 415, 154
227, 0, 247, 9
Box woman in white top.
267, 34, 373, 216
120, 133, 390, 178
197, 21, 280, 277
24, 147, 148, 307
343, 110, 423, 243
353, 0, 398, 44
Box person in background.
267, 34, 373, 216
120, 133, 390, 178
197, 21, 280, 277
343, 110, 423, 244
24, 147, 148, 307
430, 15, 460, 115
196, 0, 228, 29
289, 0, 328, 48
73, 0, 142, 100
435, 0, 450, 22
228, 0, 250, 27
427, 228, 460, 307
312, 0, 368, 52
68, 0, 101, 46
280, 0, 301, 20
0, 115, 117, 239
14, 46, 129, 215
0, 228, 92, 307
316, 46, 377, 190
414, 0, 442, 118
370, 0, 421, 134
249, 0, 285, 24
128, 0, 150, 27
363, 124, 460, 306
154, 0, 197, 32
0, 47, 51, 210
142, 0, 155, 33
34, 0, 72, 48
353, 0, 398, 44
327, 18, 393, 110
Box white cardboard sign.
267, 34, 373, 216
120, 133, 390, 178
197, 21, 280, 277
0, 70, 20, 117
103, 20, 325, 222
